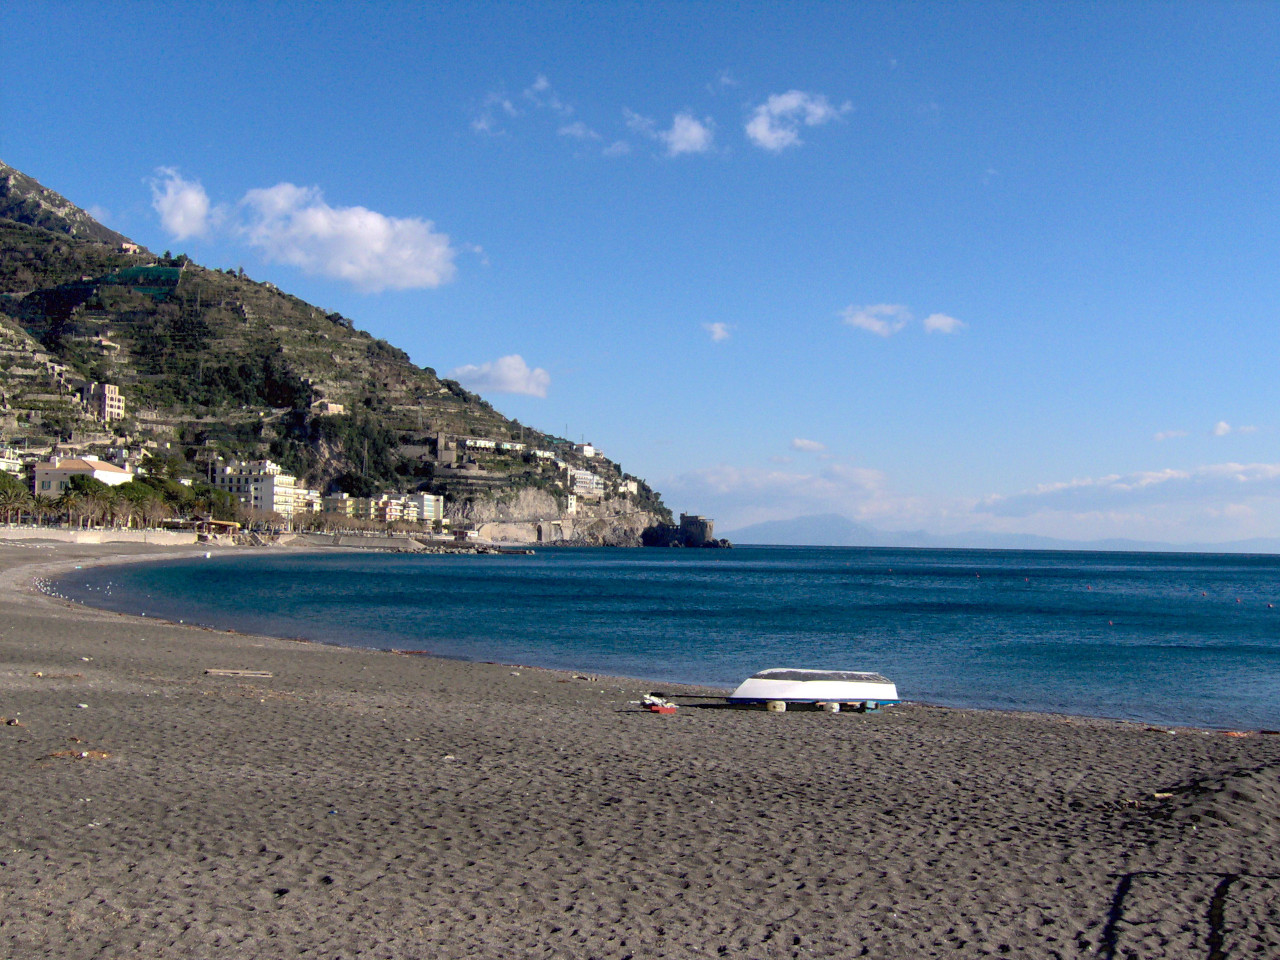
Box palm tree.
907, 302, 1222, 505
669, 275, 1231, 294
0, 487, 30, 525
140, 493, 170, 529
30, 493, 55, 527
57, 488, 86, 529
91, 489, 120, 528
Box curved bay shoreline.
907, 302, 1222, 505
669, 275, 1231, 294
2, 539, 1278, 958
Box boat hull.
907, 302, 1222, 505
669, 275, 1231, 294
727, 668, 899, 705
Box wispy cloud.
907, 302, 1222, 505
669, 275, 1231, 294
240, 183, 455, 292
626, 109, 715, 156
923, 312, 966, 334
1214, 421, 1258, 437
745, 90, 851, 152
841, 303, 911, 337
791, 438, 826, 453
979, 462, 1280, 517
559, 121, 601, 141
523, 74, 573, 117
1154, 429, 1188, 442
448, 354, 550, 398
841, 303, 966, 337
149, 167, 218, 240
471, 92, 519, 135
662, 461, 912, 530
703, 322, 731, 342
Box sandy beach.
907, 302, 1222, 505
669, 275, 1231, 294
1, 539, 1278, 959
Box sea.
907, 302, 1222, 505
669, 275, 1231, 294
54, 545, 1280, 731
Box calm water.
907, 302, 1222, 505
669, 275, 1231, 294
55, 546, 1280, 730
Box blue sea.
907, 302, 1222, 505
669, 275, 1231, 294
55, 546, 1280, 730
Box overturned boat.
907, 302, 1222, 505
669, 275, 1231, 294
728, 668, 899, 709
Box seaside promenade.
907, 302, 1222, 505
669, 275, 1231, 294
1, 536, 1278, 958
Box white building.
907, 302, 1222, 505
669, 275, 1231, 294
569, 469, 605, 498
574, 443, 595, 458
0, 447, 22, 476
33, 455, 134, 494
399, 492, 444, 525
210, 460, 299, 518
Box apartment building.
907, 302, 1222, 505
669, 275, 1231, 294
78, 382, 126, 422
210, 460, 299, 518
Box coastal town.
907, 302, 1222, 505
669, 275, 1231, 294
0, 377, 719, 546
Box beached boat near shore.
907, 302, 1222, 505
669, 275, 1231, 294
728, 668, 899, 709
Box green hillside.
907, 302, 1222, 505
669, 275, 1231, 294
0, 161, 670, 531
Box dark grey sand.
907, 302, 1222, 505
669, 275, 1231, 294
1, 540, 1278, 959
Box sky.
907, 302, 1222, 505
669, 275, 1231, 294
2, 1, 1278, 544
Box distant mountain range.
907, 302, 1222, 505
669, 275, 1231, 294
722, 513, 1280, 555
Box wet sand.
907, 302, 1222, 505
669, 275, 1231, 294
1, 539, 1277, 958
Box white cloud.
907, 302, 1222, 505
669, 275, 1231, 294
471, 92, 519, 135
662, 461, 909, 530
841, 303, 910, 337
791, 438, 826, 453
1154, 430, 1188, 442
150, 167, 215, 240
745, 90, 850, 151
603, 140, 632, 158
703, 322, 731, 342
710, 70, 738, 91
1215, 421, 1258, 436
559, 121, 600, 141
448, 354, 550, 398
923, 312, 966, 334
240, 183, 456, 292
662, 112, 715, 156
523, 74, 573, 117
626, 109, 715, 156
624, 109, 655, 136
979, 462, 1280, 517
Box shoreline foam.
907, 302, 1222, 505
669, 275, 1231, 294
2, 539, 1278, 958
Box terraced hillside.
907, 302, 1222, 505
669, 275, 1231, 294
0, 162, 670, 540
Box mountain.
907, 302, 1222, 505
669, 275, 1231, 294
0, 164, 131, 246
723, 513, 1280, 555
0, 161, 670, 543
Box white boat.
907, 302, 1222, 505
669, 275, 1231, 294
727, 668, 899, 707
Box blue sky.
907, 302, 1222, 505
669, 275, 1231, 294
3, 1, 1278, 543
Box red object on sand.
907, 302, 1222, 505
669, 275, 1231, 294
646, 704, 677, 714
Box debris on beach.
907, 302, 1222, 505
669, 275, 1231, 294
43, 749, 111, 761
204, 668, 274, 678
633, 693, 678, 714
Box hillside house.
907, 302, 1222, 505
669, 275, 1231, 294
78, 382, 125, 422
34, 455, 134, 494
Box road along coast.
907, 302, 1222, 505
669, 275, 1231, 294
1, 539, 1278, 959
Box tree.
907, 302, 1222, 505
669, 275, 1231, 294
30, 494, 55, 526
56, 488, 86, 528
0, 486, 31, 524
